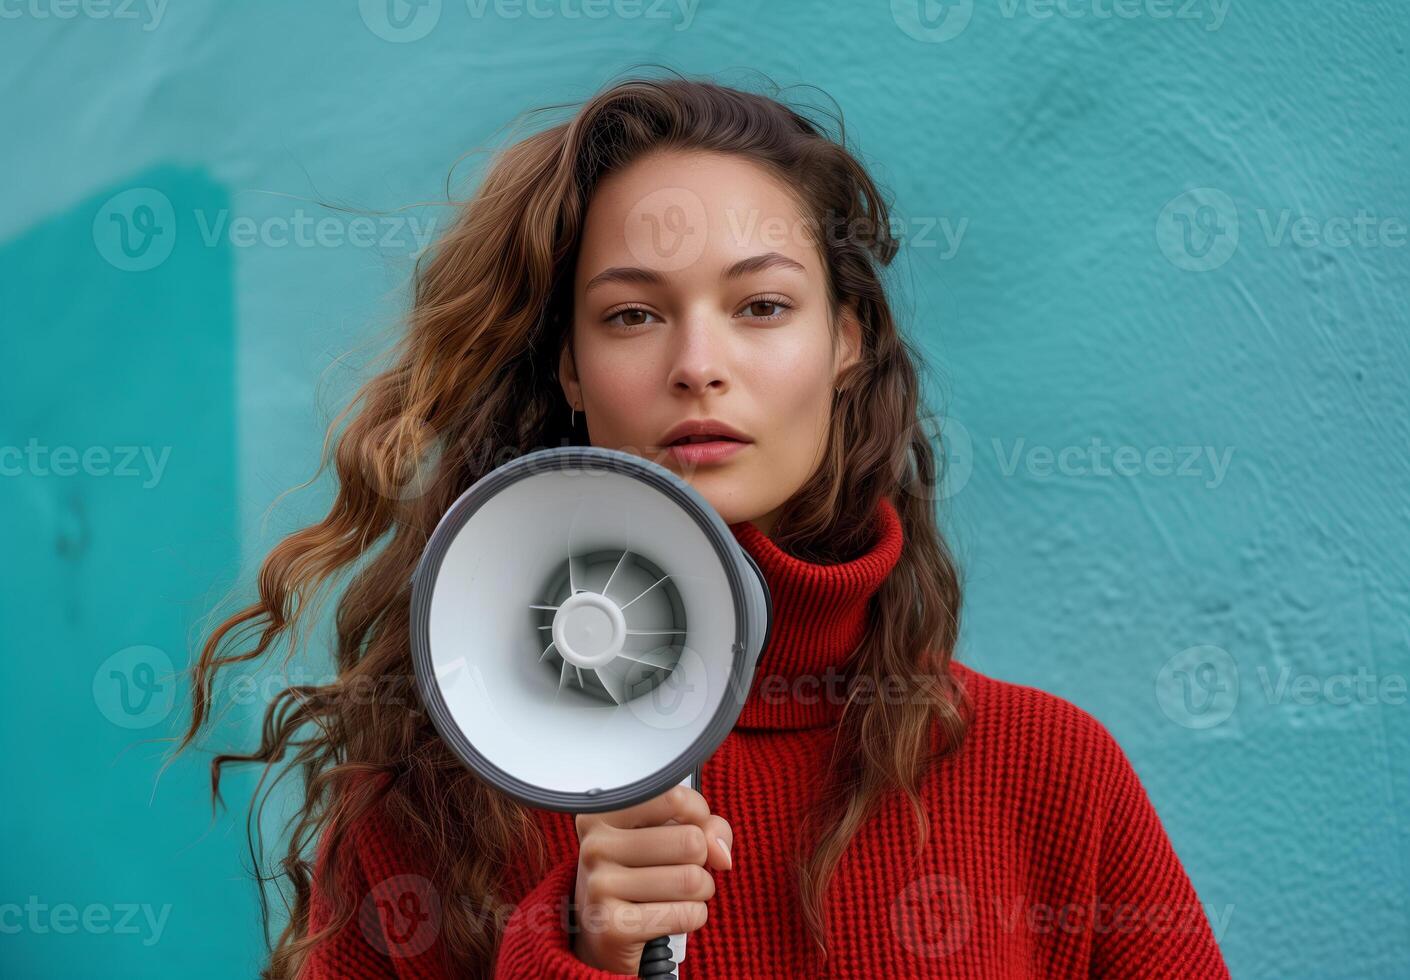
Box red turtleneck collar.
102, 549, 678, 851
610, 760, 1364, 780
725, 496, 904, 731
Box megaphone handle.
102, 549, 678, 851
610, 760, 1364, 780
638, 765, 701, 978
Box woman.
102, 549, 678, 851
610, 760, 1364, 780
180, 73, 1232, 978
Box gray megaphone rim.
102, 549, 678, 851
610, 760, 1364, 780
409, 445, 773, 813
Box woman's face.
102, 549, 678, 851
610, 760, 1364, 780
560, 149, 860, 536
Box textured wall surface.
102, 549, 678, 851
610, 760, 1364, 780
2, 2, 1406, 978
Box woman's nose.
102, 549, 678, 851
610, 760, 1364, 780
666, 315, 730, 396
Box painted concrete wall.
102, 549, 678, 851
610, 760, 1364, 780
3, 2, 1406, 977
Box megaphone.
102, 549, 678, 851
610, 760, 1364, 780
409, 445, 774, 977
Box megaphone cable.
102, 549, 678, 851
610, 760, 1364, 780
637, 934, 678, 978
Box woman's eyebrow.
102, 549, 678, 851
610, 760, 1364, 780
723, 251, 807, 279
583, 252, 807, 294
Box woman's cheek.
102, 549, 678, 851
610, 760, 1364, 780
578, 346, 653, 439
767, 378, 834, 471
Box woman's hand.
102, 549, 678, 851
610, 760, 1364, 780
570, 783, 734, 974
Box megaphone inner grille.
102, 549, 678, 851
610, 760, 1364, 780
531, 548, 686, 706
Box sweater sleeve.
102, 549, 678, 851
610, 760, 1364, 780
492, 854, 639, 979
1089, 731, 1232, 979
301, 836, 399, 979
300, 809, 448, 980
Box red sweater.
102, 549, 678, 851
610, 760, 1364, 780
305, 497, 1232, 978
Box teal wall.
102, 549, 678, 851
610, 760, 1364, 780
3, 2, 1406, 978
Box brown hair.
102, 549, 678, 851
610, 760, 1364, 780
177, 68, 970, 978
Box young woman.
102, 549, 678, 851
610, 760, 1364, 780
181, 73, 1232, 978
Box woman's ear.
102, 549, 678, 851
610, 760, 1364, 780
558, 342, 581, 410
835, 301, 862, 381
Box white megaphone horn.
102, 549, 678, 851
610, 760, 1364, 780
409, 446, 774, 978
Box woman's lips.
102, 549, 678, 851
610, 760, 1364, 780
666, 439, 749, 466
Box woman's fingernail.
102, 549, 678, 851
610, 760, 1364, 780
717, 837, 732, 869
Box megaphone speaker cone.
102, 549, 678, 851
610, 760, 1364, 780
410, 446, 773, 814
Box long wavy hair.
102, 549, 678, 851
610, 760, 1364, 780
177, 69, 971, 978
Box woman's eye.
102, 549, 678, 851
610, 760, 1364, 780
738, 297, 791, 319
605, 307, 659, 330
